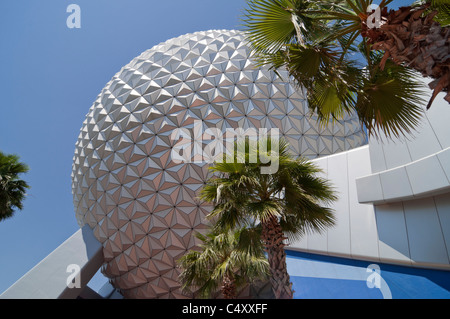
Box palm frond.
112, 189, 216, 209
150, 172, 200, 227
0, 151, 30, 221
177, 226, 269, 298
243, 0, 297, 55
355, 58, 426, 138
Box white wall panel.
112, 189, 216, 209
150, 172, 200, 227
368, 138, 387, 173
437, 149, 450, 182
356, 173, 384, 204
326, 152, 351, 257
375, 203, 411, 265
381, 137, 412, 170
379, 166, 413, 200
424, 95, 450, 149
434, 194, 450, 259
347, 147, 380, 261
405, 155, 449, 196
403, 198, 449, 267
405, 119, 442, 161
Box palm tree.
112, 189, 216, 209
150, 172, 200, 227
325, 0, 449, 109
0, 151, 30, 221
242, 0, 448, 138
178, 226, 269, 299
200, 139, 337, 299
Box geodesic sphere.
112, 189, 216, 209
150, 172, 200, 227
71, 29, 366, 299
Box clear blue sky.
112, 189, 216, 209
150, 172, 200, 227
0, 0, 414, 294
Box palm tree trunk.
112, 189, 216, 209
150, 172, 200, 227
221, 275, 236, 299
363, 3, 449, 108
261, 215, 293, 299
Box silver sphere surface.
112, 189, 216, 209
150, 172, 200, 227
72, 29, 366, 298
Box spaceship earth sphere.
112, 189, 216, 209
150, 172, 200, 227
71, 29, 366, 298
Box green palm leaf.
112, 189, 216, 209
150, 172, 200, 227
356, 56, 426, 138
243, 0, 297, 55
243, 0, 433, 139
178, 227, 269, 299
0, 151, 30, 221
